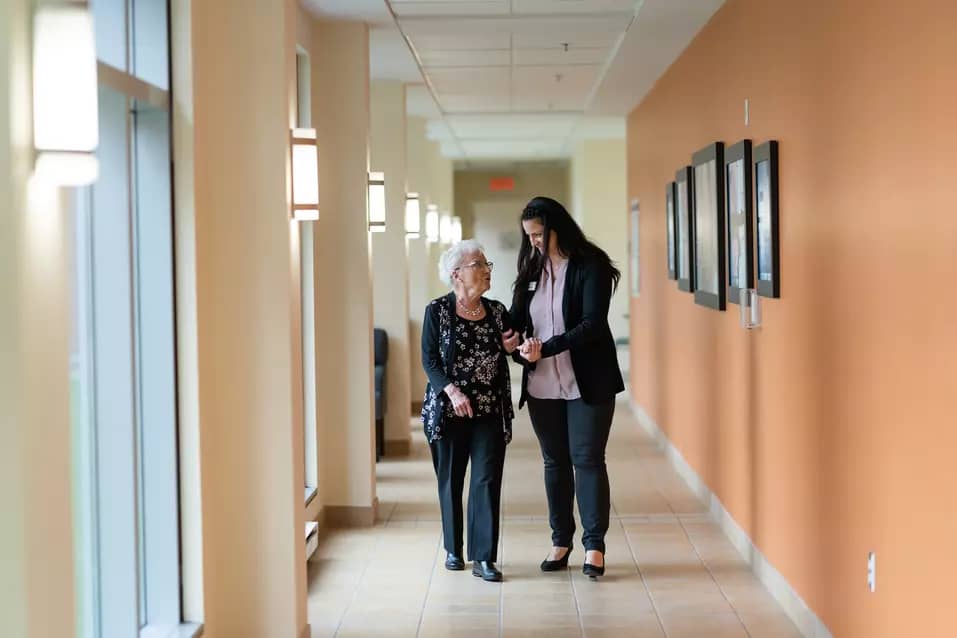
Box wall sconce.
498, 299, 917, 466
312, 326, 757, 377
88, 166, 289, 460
425, 205, 439, 243
32, 3, 99, 186
405, 192, 421, 237
451, 216, 462, 244
291, 128, 319, 221
439, 214, 453, 245
368, 171, 385, 232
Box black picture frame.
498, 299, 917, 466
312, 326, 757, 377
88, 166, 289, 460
692, 142, 726, 311
666, 181, 677, 280
724, 140, 753, 305
675, 167, 694, 292
754, 141, 780, 298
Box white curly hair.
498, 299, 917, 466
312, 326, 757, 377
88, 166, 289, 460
438, 239, 486, 287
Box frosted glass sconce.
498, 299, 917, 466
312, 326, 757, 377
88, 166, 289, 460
439, 214, 453, 244
451, 216, 462, 244
368, 171, 385, 232
33, 3, 99, 186
291, 128, 319, 221
405, 192, 421, 237
425, 205, 439, 243
740, 288, 761, 329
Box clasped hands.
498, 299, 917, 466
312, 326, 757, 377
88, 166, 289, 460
501, 329, 542, 362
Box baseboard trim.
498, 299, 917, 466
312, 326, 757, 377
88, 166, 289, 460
631, 401, 832, 638
321, 499, 378, 528
384, 438, 411, 456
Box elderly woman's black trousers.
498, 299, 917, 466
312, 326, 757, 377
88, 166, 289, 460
430, 417, 506, 562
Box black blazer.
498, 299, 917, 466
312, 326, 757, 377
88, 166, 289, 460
510, 255, 624, 408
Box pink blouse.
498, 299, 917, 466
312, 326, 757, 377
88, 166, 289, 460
527, 257, 581, 400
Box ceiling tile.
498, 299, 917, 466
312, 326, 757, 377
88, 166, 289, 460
513, 46, 609, 66
420, 49, 511, 67
427, 66, 510, 94
511, 0, 637, 15
446, 113, 578, 139
391, 0, 509, 17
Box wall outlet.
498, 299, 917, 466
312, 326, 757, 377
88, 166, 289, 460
867, 552, 876, 592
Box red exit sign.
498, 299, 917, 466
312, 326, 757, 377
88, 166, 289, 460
489, 177, 515, 192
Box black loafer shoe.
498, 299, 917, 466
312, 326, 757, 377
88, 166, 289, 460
540, 546, 573, 572
472, 560, 503, 582
445, 553, 465, 571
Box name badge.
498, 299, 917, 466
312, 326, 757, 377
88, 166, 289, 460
528, 281, 537, 292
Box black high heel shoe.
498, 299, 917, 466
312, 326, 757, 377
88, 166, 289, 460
540, 546, 573, 572
583, 552, 605, 579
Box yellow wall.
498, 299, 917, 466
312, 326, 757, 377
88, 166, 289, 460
628, 1, 957, 636
1, 0, 77, 635
453, 164, 569, 308
570, 139, 629, 340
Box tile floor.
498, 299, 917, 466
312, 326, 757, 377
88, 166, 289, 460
308, 379, 803, 638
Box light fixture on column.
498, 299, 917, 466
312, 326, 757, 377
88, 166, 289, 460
439, 214, 453, 245
451, 216, 462, 244
425, 205, 439, 243
368, 171, 386, 232
291, 128, 319, 221
405, 192, 421, 237
32, 3, 99, 186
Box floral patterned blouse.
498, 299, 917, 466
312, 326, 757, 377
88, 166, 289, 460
443, 314, 504, 421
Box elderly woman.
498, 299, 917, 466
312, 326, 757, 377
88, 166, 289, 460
421, 239, 520, 582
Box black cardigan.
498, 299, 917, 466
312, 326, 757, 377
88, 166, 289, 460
420, 293, 515, 443
510, 255, 625, 407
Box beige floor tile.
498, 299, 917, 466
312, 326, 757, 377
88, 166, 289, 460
307, 392, 807, 637
660, 613, 749, 638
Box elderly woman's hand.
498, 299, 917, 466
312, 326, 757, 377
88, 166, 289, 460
502, 329, 520, 354
444, 383, 474, 418
519, 337, 542, 363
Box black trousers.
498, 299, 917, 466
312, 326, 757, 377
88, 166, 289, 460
527, 396, 615, 554
430, 418, 506, 562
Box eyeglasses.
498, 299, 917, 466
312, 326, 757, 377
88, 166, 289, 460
455, 260, 494, 272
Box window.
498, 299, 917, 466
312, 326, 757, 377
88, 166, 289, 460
69, 1, 193, 635
297, 47, 319, 506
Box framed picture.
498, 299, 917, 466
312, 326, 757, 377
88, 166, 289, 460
630, 198, 640, 297
724, 140, 753, 305
675, 167, 694, 292
666, 182, 677, 280
692, 142, 726, 311
754, 141, 780, 298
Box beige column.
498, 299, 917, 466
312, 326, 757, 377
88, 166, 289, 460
406, 115, 432, 402
370, 80, 412, 454
179, 0, 302, 635
1, 3, 76, 636
571, 138, 629, 340
311, 19, 377, 524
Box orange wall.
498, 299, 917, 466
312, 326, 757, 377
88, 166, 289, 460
627, 1, 957, 636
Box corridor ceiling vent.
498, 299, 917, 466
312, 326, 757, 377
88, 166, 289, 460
33, 3, 100, 186
368, 171, 386, 232
405, 192, 421, 237
291, 128, 319, 221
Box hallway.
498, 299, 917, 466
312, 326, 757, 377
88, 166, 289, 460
307, 382, 803, 637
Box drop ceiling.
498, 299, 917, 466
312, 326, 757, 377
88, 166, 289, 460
303, 0, 726, 163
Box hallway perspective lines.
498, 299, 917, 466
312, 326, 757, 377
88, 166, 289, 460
308, 391, 803, 637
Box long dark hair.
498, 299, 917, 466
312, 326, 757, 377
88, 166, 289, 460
512, 196, 620, 309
